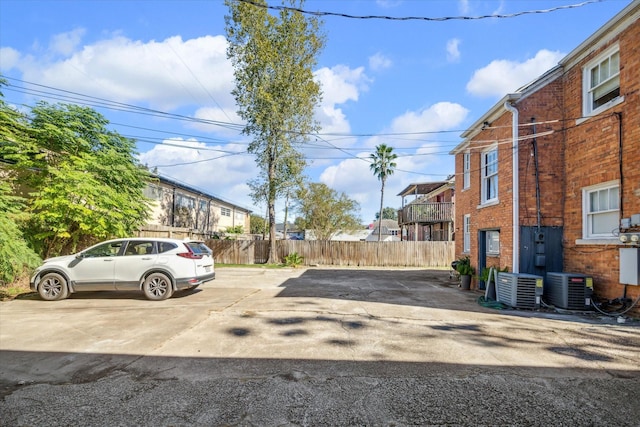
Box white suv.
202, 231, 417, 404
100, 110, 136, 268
30, 238, 215, 301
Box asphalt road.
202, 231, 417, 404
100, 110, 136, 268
1, 267, 639, 426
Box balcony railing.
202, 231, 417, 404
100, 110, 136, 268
398, 202, 453, 225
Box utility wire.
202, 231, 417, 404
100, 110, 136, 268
237, 0, 601, 21
3, 77, 617, 173
4, 77, 568, 143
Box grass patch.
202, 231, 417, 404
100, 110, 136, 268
216, 263, 289, 269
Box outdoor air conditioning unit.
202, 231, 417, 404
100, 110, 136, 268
545, 272, 593, 310
496, 272, 544, 309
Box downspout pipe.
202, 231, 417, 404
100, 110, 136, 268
504, 101, 520, 274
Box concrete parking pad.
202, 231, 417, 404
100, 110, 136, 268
1, 267, 639, 426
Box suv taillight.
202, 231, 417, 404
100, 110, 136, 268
177, 244, 203, 260
177, 253, 203, 259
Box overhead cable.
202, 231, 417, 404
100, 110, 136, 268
237, 0, 601, 22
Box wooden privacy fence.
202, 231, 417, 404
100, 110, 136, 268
206, 240, 455, 268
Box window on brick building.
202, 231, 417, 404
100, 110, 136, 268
487, 230, 500, 255
463, 152, 470, 189
582, 181, 619, 239
481, 146, 498, 204
583, 45, 621, 116
463, 214, 471, 253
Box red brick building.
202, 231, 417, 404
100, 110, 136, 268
450, 1, 639, 311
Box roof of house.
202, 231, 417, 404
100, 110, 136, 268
152, 174, 252, 213
560, 0, 639, 69
396, 181, 449, 197
371, 219, 400, 231
450, 0, 640, 156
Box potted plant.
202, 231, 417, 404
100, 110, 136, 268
455, 256, 475, 290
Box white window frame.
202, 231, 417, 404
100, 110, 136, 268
463, 152, 470, 189
481, 145, 498, 205
487, 230, 500, 255
582, 44, 622, 118
221, 207, 231, 217
582, 180, 619, 240
463, 214, 471, 253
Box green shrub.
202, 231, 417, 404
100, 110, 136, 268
0, 216, 41, 285
455, 256, 475, 276
284, 252, 304, 268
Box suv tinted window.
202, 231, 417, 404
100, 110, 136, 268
84, 241, 123, 258
185, 242, 212, 255
125, 241, 155, 256
158, 242, 178, 253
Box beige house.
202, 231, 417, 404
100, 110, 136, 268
143, 175, 251, 236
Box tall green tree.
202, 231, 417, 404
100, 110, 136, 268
370, 144, 397, 241
294, 182, 361, 241
375, 207, 398, 221
0, 81, 42, 282
225, 0, 325, 263
249, 214, 267, 235
10, 102, 151, 257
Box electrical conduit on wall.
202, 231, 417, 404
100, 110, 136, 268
504, 100, 520, 274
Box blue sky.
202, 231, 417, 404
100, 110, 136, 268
0, 0, 632, 224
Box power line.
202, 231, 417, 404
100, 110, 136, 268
3, 76, 611, 171
3, 77, 246, 133
4, 77, 479, 142
237, 0, 602, 22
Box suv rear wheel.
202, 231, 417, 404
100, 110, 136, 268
143, 272, 173, 301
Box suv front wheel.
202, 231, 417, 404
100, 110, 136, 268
38, 272, 69, 301
143, 272, 173, 301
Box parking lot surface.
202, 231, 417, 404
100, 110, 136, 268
1, 267, 639, 426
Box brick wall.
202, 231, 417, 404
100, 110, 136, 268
453, 15, 639, 313
454, 79, 565, 279
562, 19, 640, 305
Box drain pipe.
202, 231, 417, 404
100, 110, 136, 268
504, 101, 520, 274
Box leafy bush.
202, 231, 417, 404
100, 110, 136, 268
226, 225, 244, 234
0, 216, 41, 285
455, 256, 475, 276
478, 266, 509, 282
284, 252, 304, 268
0, 181, 41, 285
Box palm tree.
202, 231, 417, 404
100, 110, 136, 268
369, 144, 397, 241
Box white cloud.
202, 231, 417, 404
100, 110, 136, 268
466, 49, 564, 98
369, 52, 392, 71
387, 102, 469, 146
139, 138, 256, 209
314, 65, 371, 135
319, 101, 467, 221
446, 38, 461, 63
458, 0, 470, 14
0, 47, 21, 71
49, 28, 86, 56
376, 0, 402, 8
315, 65, 369, 105
10, 32, 234, 112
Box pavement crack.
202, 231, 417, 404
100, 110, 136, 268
221, 288, 261, 311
